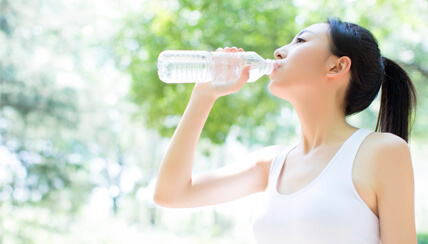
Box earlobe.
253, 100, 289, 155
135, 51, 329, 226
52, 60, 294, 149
327, 56, 351, 77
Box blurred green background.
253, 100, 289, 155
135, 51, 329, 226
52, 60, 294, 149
1, 0, 427, 243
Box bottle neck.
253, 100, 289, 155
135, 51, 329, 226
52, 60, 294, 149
265, 59, 278, 75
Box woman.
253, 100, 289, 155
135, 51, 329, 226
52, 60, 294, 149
153, 18, 417, 243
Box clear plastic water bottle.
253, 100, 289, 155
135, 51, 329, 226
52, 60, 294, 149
157, 50, 278, 84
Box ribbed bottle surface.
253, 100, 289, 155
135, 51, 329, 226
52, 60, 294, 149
157, 50, 277, 84
157, 51, 213, 83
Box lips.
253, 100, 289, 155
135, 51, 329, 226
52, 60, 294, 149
269, 62, 280, 79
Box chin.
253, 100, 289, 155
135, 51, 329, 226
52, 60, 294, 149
268, 81, 291, 101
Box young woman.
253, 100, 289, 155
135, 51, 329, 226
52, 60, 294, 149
153, 18, 418, 243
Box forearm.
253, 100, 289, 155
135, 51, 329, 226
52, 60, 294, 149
153, 92, 216, 205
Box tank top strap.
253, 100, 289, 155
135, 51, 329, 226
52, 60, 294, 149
325, 128, 374, 182
267, 145, 297, 187
336, 128, 373, 167
348, 128, 373, 157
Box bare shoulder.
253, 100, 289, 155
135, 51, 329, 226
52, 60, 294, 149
360, 131, 412, 191
365, 131, 408, 147
362, 131, 410, 159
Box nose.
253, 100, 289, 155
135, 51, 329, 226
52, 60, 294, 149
274, 48, 287, 60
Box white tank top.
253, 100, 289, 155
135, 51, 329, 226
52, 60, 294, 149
251, 128, 380, 244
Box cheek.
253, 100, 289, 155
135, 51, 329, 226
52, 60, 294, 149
272, 57, 320, 86
284, 48, 326, 83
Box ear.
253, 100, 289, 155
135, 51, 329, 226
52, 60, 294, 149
326, 56, 351, 78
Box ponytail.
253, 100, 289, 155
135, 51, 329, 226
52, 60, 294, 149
375, 57, 417, 143
327, 18, 418, 143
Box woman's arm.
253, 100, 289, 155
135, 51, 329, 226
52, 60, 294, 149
152, 92, 216, 207
372, 133, 417, 244
153, 47, 265, 208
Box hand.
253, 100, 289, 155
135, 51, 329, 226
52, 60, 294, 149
192, 46, 250, 101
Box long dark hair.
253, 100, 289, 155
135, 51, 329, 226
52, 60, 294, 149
327, 17, 417, 143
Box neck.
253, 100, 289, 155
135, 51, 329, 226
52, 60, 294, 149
290, 94, 357, 155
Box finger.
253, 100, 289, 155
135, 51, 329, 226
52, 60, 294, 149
231, 46, 238, 52
224, 47, 230, 52
239, 65, 251, 83
232, 65, 250, 92
238, 48, 244, 52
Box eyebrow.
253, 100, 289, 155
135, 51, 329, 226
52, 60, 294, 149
297, 30, 315, 37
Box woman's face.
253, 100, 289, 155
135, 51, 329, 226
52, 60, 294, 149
268, 23, 335, 101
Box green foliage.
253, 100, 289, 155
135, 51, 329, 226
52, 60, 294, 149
115, 0, 428, 145
419, 233, 428, 244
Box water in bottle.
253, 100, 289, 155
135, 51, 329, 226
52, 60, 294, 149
157, 50, 278, 84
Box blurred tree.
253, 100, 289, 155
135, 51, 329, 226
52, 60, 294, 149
1, 0, 169, 241
0, 0, 135, 241
0, 0, 92, 210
